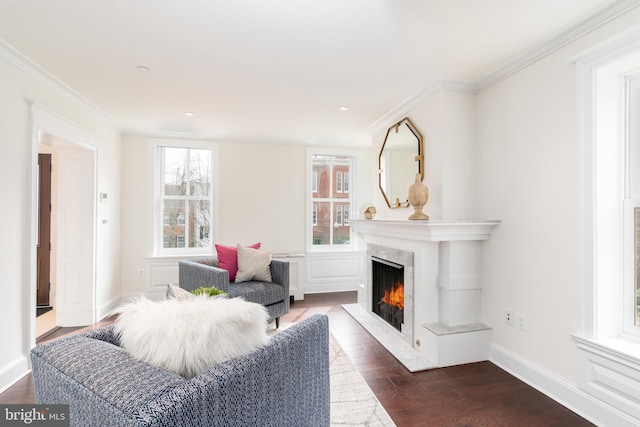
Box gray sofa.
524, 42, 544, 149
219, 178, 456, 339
31, 314, 330, 427
178, 257, 290, 327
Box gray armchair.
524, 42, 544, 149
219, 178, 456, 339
31, 314, 330, 427
179, 257, 290, 328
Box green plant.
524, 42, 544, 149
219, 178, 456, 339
191, 286, 227, 297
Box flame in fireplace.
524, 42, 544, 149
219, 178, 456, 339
382, 282, 404, 310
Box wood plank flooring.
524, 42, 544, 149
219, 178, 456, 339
0, 292, 594, 426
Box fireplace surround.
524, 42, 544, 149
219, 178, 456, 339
347, 219, 500, 371
371, 256, 404, 332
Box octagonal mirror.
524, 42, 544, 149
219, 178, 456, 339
378, 117, 424, 208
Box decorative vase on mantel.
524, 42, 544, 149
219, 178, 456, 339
408, 173, 429, 220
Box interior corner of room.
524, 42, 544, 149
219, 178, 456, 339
2, 2, 640, 426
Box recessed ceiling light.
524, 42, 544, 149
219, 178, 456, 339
184, 112, 195, 117
338, 106, 350, 111
136, 65, 150, 72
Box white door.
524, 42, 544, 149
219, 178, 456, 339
55, 147, 96, 326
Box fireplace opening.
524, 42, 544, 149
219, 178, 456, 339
371, 256, 404, 331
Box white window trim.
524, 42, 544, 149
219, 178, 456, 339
312, 204, 318, 226
306, 148, 362, 252
623, 200, 640, 337
577, 41, 640, 343
574, 28, 640, 417
151, 138, 218, 257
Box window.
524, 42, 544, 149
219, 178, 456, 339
312, 171, 318, 193
574, 32, 640, 417
578, 41, 640, 342
626, 72, 640, 335
634, 207, 640, 329
310, 154, 353, 247
157, 144, 214, 254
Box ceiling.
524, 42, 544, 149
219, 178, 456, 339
0, 0, 626, 146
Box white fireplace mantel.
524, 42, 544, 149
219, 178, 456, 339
348, 219, 500, 242
347, 218, 501, 371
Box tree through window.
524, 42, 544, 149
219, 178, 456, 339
160, 146, 213, 251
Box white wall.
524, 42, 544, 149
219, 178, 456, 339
94, 124, 122, 318
478, 8, 640, 383
475, 8, 640, 426
0, 49, 122, 393
120, 136, 370, 298
366, 8, 640, 425
0, 57, 32, 391
216, 142, 307, 250
372, 90, 478, 221
477, 52, 583, 378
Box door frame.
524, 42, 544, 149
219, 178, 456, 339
27, 104, 97, 349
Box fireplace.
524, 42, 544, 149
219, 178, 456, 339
371, 256, 404, 332
346, 219, 500, 371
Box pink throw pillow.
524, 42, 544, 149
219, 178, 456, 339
215, 243, 261, 282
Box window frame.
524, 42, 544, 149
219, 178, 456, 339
577, 38, 640, 344
624, 71, 640, 337
312, 204, 318, 226
152, 139, 218, 257
307, 148, 360, 252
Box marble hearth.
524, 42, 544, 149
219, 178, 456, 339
347, 219, 500, 371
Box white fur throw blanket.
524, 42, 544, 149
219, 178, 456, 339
113, 296, 270, 379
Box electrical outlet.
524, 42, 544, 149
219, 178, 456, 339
138, 268, 144, 278
504, 309, 513, 325
516, 312, 527, 330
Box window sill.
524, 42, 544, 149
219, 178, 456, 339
573, 334, 640, 366
146, 253, 214, 262
573, 334, 640, 420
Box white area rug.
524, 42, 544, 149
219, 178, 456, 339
273, 323, 395, 426
329, 334, 396, 426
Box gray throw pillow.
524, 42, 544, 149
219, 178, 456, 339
235, 244, 272, 283
166, 284, 196, 301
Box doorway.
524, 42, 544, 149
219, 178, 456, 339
29, 105, 97, 348
37, 153, 52, 310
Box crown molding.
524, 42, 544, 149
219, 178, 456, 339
367, 0, 640, 134
570, 22, 640, 67
365, 78, 478, 134
475, 0, 640, 91
0, 38, 121, 131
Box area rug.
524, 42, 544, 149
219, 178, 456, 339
273, 323, 395, 426
329, 333, 396, 427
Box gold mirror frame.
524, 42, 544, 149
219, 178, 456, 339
378, 117, 424, 208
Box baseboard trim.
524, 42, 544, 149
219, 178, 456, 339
0, 356, 30, 395
489, 343, 639, 427
96, 295, 124, 320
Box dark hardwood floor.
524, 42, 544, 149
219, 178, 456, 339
0, 292, 593, 426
